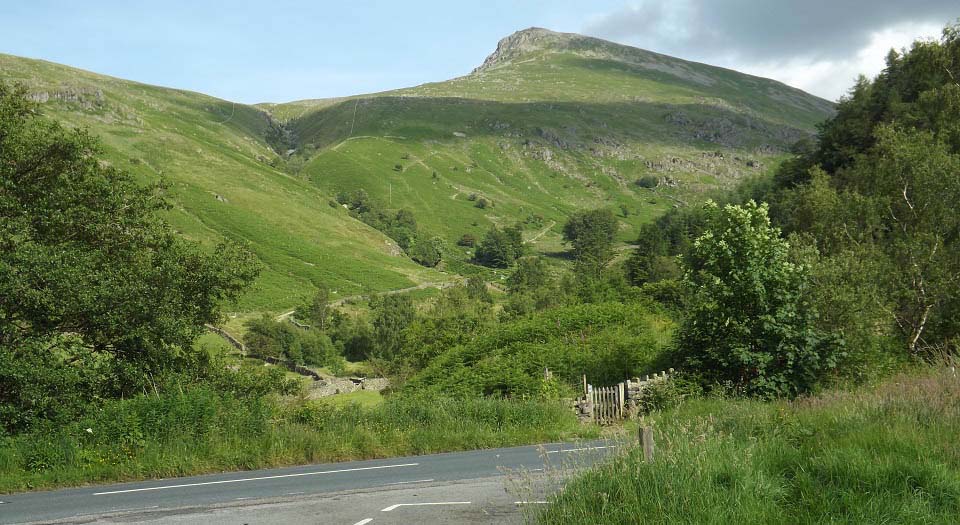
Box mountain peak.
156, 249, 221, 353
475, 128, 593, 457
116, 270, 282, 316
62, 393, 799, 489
473, 27, 579, 73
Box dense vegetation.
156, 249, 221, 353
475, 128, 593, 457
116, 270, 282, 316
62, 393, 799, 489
0, 84, 599, 491
538, 366, 960, 524
541, 23, 960, 524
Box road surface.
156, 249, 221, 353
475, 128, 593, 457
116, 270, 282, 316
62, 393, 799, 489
1, 440, 620, 524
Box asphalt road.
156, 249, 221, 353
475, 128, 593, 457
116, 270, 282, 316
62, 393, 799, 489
1, 439, 620, 524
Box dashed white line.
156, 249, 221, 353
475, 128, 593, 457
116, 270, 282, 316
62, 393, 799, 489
352, 519, 373, 525
383, 478, 434, 486
545, 445, 616, 454
108, 505, 160, 512
286, 491, 305, 496
381, 502, 471, 512
92, 463, 420, 495
515, 501, 549, 505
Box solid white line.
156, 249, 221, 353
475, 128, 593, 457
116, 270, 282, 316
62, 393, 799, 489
383, 478, 434, 486
545, 445, 615, 454
381, 502, 471, 512
515, 501, 549, 505
352, 519, 374, 525
93, 463, 420, 495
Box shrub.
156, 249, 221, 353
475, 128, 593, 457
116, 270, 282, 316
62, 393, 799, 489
676, 201, 842, 397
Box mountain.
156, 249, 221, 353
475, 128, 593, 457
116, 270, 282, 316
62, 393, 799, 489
269, 28, 834, 254
0, 28, 834, 313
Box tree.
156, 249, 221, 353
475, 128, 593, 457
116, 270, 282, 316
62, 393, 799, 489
474, 225, 523, 268
676, 201, 841, 397
298, 284, 332, 331
563, 209, 618, 276
409, 236, 442, 267
370, 294, 416, 361
848, 127, 960, 352
507, 257, 551, 293
466, 275, 492, 303
0, 83, 259, 365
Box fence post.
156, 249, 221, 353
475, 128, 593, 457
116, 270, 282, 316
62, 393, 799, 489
639, 426, 655, 463
618, 382, 625, 419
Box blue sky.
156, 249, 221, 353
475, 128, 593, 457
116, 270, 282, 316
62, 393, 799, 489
1, 1, 955, 103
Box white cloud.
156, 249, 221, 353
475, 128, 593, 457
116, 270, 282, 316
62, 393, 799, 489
729, 22, 944, 101
581, 2, 954, 101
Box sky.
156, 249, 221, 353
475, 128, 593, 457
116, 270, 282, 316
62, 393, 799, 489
1, 1, 956, 104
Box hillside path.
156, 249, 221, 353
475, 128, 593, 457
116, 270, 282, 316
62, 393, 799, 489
275, 279, 462, 321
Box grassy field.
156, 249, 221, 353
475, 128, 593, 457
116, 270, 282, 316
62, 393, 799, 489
536, 365, 960, 524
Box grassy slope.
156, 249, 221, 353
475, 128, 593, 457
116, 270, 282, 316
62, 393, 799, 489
0, 29, 835, 311
538, 367, 960, 524
0, 54, 443, 313
276, 29, 834, 258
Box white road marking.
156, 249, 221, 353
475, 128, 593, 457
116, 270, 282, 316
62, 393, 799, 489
515, 501, 549, 505
108, 505, 160, 512
352, 519, 374, 525
93, 463, 420, 495
545, 445, 615, 454
286, 491, 305, 496
381, 502, 471, 512
383, 478, 434, 486
235, 497, 251, 501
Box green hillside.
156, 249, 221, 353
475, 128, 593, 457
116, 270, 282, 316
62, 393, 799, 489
273, 28, 834, 254
0, 54, 443, 313
0, 28, 834, 312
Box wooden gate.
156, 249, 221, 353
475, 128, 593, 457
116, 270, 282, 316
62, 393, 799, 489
587, 382, 625, 424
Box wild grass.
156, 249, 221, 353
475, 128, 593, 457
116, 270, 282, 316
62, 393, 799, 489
0, 391, 597, 493
536, 365, 960, 524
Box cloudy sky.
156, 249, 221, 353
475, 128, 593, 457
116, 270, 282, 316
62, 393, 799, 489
1, 1, 955, 103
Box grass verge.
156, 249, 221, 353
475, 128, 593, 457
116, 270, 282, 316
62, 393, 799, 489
537, 366, 960, 524
0, 391, 597, 493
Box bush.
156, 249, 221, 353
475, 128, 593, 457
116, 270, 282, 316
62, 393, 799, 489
676, 201, 843, 397
636, 175, 659, 188
457, 233, 477, 247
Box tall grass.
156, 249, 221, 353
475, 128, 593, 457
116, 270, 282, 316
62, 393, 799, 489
0, 390, 596, 493
538, 366, 960, 524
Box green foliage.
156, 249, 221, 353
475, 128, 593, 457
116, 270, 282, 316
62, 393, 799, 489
761, 25, 960, 358
406, 301, 672, 398
563, 208, 618, 276
465, 275, 492, 303
408, 235, 443, 268
507, 256, 551, 293
328, 311, 375, 362
677, 201, 842, 397
0, 84, 260, 363
370, 294, 416, 361
296, 284, 331, 330
539, 367, 960, 524
457, 233, 477, 247
474, 224, 524, 268
0, 388, 594, 492
336, 189, 422, 251
242, 316, 341, 368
